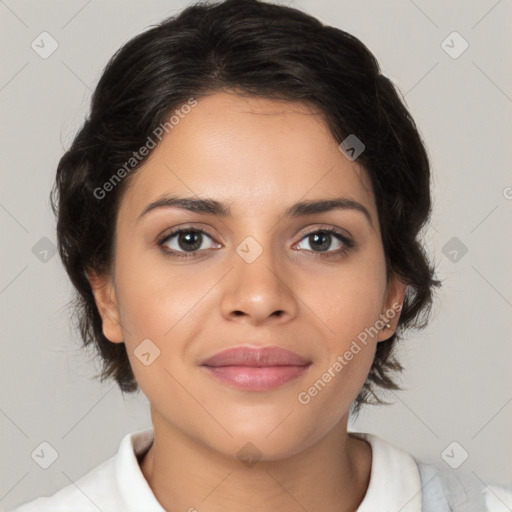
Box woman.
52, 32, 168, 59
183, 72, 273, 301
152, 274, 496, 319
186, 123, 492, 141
11, 0, 507, 510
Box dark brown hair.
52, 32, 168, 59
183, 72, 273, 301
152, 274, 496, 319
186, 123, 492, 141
51, 0, 439, 413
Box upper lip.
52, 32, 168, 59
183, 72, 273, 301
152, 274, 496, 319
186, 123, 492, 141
201, 346, 311, 367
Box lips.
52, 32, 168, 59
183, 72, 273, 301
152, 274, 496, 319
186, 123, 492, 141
200, 346, 311, 367
200, 346, 312, 391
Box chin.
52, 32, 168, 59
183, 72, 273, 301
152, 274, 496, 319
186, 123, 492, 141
208, 417, 325, 461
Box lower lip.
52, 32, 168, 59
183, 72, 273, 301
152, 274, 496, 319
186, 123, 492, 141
201, 364, 311, 391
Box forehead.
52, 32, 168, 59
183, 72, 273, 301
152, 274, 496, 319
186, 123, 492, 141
119, 92, 376, 221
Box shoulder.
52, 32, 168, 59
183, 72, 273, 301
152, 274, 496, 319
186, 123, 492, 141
352, 431, 512, 512
8, 455, 118, 512
8, 428, 160, 512
416, 459, 512, 512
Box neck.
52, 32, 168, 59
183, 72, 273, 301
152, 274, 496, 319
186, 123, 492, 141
140, 411, 372, 512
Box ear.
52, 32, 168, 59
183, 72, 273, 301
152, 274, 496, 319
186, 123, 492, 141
377, 272, 408, 342
87, 271, 124, 343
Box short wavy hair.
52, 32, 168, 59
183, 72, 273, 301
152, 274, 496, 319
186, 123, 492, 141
51, 0, 439, 412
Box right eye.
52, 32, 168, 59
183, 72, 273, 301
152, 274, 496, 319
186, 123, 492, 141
157, 227, 221, 259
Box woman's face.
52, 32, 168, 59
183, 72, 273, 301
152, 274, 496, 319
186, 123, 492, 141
91, 92, 405, 459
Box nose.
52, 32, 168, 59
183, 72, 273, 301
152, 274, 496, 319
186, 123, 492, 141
219, 240, 299, 326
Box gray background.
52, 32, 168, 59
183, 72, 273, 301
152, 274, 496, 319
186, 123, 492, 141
1, 0, 511, 509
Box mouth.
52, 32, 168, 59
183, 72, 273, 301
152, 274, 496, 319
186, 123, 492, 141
200, 346, 312, 391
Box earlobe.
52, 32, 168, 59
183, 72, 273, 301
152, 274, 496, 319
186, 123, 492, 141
87, 271, 124, 343
377, 274, 408, 342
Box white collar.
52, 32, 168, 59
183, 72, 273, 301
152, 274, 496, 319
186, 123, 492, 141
114, 427, 164, 510
351, 432, 422, 511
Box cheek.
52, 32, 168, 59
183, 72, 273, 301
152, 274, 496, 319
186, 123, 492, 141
113, 237, 201, 335
112, 252, 219, 390
284, 255, 386, 405
116, 279, 205, 367
302, 256, 388, 342
113, 264, 202, 398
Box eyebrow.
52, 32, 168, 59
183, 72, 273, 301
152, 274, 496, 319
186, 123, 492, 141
137, 195, 373, 227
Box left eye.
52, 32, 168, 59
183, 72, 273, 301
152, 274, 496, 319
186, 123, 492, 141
295, 229, 349, 253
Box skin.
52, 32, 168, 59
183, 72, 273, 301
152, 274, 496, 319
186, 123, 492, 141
89, 91, 407, 512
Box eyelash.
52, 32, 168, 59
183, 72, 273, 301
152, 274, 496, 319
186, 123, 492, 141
156, 226, 354, 260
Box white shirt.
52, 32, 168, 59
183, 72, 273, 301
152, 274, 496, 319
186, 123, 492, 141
10, 428, 508, 511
